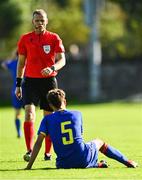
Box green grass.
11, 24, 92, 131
0, 102, 142, 180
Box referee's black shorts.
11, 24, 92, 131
22, 77, 58, 111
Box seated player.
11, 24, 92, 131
1, 51, 23, 138
25, 89, 138, 169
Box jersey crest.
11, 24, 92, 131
43, 45, 50, 54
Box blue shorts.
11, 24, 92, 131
56, 141, 99, 169
85, 141, 99, 168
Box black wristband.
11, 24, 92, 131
16, 78, 22, 87
50, 66, 55, 71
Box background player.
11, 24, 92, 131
25, 89, 138, 169
1, 50, 22, 138
15, 9, 66, 161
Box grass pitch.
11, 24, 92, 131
0, 102, 142, 180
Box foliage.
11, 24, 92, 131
100, 1, 142, 60
30, 0, 90, 50
0, 0, 90, 58
0, 0, 33, 58
110, 0, 142, 21
53, 0, 69, 7
1, 0, 142, 60
0, 0, 22, 39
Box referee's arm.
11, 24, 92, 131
54, 52, 66, 71
15, 54, 26, 99
17, 54, 26, 78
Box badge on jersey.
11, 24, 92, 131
43, 45, 50, 54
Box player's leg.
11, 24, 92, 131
91, 139, 108, 168
15, 108, 22, 138
94, 138, 138, 168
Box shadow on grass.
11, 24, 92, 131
0, 167, 57, 172
0, 167, 97, 172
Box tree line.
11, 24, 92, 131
0, 0, 142, 62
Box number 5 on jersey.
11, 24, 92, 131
61, 121, 74, 145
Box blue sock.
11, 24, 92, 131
15, 119, 21, 137
103, 145, 128, 166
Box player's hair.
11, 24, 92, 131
47, 89, 66, 109
32, 9, 47, 18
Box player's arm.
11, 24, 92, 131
15, 54, 26, 99
25, 133, 45, 170
41, 52, 66, 76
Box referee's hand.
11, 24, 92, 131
15, 87, 22, 100
41, 67, 53, 76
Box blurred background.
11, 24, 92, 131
0, 0, 142, 105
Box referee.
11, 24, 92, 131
15, 9, 66, 161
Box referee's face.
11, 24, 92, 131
32, 13, 48, 34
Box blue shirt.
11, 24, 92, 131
38, 110, 98, 168
4, 59, 17, 92
3, 59, 23, 108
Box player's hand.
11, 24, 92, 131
41, 67, 53, 77
15, 87, 22, 100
